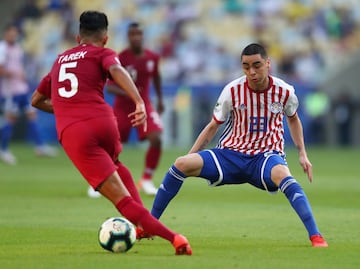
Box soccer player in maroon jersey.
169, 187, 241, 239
106, 22, 164, 196
31, 10, 192, 255
151, 43, 328, 248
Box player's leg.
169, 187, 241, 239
86, 109, 133, 198
138, 110, 163, 195
25, 103, 57, 157
116, 161, 149, 238
138, 131, 162, 195
97, 171, 192, 255
87, 104, 133, 198
88, 111, 132, 198
151, 152, 204, 219
61, 118, 192, 254
0, 117, 16, 164
267, 159, 327, 247
116, 161, 143, 205
0, 97, 17, 165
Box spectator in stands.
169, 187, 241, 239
13, 0, 43, 29
332, 91, 355, 146
46, 0, 75, 42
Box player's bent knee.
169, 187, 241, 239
174, 154, 203, 176
271, 164, 291, 186
173, 156, 188, 172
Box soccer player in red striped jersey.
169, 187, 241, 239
151, 43, 328, 248
31, 10, 191, 255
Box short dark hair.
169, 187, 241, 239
241, 43, 268, 59
127, 22, 142, 32
79, 11, 108, 37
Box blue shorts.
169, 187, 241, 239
3, 93, 35, 114
198, 148, 288, 192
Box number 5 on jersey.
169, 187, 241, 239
58, 62, 78, 98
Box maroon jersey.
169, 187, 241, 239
110, 48, 159, 104
105, 48, 162, 141
37, 44, 120, 139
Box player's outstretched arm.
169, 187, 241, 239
286, 113, 313, 182
31, 90, 54, 113
188, 119, 220, 154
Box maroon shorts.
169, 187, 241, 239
60, 116, 122, 189
114, 101, 163, 142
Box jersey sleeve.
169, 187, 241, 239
37, 73, 52, 98
284, 88, 299, 117
102, 48, 121, 73
102, 48, 123, 84
0, 42, 7, 65
213, 86, 232, 123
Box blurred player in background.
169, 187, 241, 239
105, 22, 164, 196
151, 43, 328, 248
0, 24, 56, 165
31, 11, 191, 255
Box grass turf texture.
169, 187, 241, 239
0, 143, 359, 269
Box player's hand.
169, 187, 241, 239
129, 103, 147, 131
299, 153, 313, 183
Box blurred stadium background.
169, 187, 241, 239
1, 0, 360, 148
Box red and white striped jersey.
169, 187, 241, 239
0, 41, 29, 96
213, 75, 298, 155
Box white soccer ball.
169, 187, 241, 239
98, 217, 136, 253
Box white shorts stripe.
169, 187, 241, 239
205, 150, 224, 186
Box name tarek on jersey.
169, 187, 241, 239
58, 51, 88, 64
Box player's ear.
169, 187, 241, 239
266, 58, 271, 69
76, 35, 81, 44
102, 35, 108, 46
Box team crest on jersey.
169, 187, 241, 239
147, 60, 154, 72
126, 65, 137, 81
270, 102, 283, 113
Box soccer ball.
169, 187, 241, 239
98, 217, 136, 253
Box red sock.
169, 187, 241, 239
142, 146, 161, 180
117, 162, 143, 205
116, 196, 175, 242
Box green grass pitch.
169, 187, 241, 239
0, 143, 359, 269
